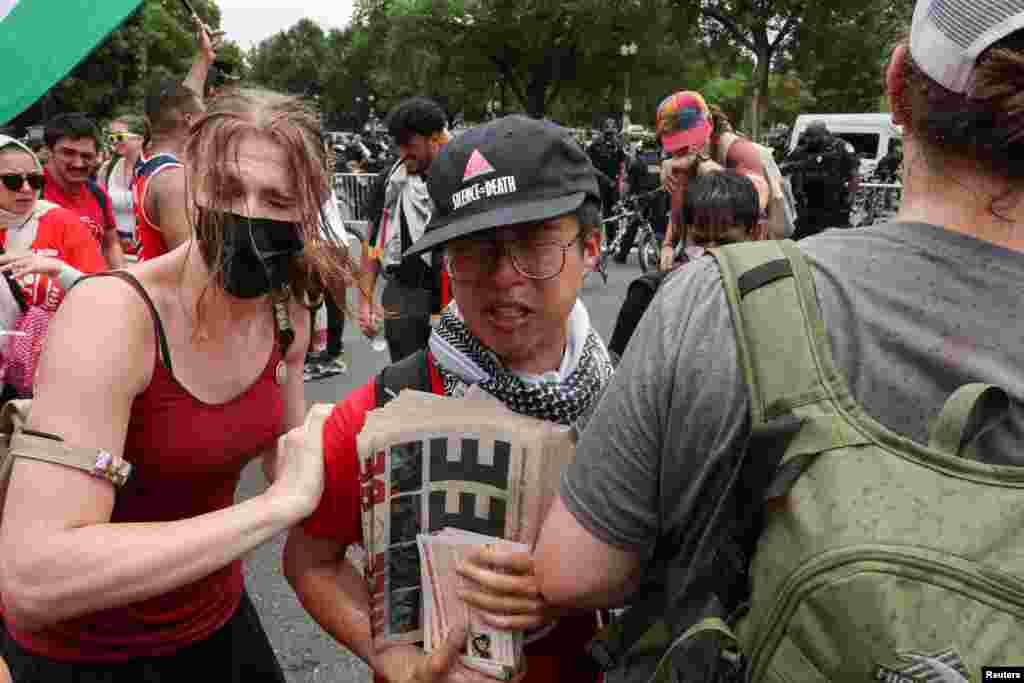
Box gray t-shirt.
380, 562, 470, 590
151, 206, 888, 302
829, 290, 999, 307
562, 222, 1024, 565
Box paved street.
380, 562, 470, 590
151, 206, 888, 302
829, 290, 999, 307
236, 258, 641, 682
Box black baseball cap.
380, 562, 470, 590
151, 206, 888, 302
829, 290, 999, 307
405, 115, 601, 257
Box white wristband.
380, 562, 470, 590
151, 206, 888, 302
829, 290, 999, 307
56, 264, 84, 291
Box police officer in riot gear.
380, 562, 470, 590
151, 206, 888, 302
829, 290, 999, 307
875, 138, 903, 183
617, 137, 668, 261
587, 118, 627, 220
783, 121, 860, 239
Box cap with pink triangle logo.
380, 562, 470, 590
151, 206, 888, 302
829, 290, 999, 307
463, 149, 497, 182
406, 115, 601, 257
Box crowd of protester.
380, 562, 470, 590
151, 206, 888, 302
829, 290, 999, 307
2, 0, 1023, 680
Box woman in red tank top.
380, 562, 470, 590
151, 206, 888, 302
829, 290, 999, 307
0, 89, 357, 682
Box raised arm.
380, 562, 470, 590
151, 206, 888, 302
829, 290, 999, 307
0, 277, 321, 631
181, 13, 221, 99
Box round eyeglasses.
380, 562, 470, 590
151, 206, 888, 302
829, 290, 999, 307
445, 232, 582, 282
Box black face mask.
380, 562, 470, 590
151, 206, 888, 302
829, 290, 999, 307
202, 208, 304, 299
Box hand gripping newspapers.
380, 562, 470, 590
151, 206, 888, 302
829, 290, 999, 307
356, 389, 576, 680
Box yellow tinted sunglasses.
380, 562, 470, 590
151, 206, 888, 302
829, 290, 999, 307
109, 131, 142, 143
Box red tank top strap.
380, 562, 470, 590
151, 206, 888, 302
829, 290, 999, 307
74, 271, 174, 376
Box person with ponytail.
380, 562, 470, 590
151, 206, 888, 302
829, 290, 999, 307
535, 4, 1024, 682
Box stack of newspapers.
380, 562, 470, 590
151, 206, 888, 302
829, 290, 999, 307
357, 389, 576, 679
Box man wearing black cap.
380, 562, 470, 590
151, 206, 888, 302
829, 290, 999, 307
285, 115, 614, 683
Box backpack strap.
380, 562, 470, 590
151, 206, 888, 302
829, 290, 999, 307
714, 240, 880, 494
86, 178, 112, 230
927, 383, 1009, 460
0, 254, 28, 314
375, 349, 432, 408
712, 239, 843, 425
715, 131, 741, 167
102, 154, 123, 188
134, 153, 181, 179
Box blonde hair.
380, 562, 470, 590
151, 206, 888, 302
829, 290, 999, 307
183, 88, 360, 331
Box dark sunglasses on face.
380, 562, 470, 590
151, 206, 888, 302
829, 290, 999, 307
0, 173, 44, 192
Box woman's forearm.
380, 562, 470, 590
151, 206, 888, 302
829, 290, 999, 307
3, 491, 300, 631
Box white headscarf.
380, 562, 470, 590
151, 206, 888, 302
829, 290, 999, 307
0, 135, 41, 170
0, 135, 42, 230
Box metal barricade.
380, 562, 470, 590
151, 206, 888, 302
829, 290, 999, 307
850, 182, 902, 227
333, 173, 379, 241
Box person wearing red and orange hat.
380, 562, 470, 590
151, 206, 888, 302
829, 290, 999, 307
654, 91, 777, 269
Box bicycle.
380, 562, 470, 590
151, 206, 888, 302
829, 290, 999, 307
850, 171, 902, 228
594, 190, 664, 283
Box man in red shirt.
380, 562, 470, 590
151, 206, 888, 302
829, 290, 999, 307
41, 113, 122, 269
284, 116, 615, 682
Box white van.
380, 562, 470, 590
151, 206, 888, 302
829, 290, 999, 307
788, 113, 902, 176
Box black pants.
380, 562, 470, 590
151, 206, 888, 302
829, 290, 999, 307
381, 278, 434, 364
0, 593, 286, 683
325, 290, 345, 357
597, 174, 618, 221
608, 272, 668, 360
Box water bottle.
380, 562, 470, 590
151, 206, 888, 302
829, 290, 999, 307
371, 319, 387, 353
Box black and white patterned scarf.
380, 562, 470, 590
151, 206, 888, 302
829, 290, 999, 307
428, 301, 614, 428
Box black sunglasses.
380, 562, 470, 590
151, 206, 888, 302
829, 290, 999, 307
0, 173, 44, 192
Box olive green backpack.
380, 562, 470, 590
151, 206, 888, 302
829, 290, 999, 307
589, 239, 1024, 682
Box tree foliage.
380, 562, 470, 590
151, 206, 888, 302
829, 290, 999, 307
786, 0, 913, 114
11, 0, 914, 134
318, 0, 909, 132
9, 0, 234, 128
7, 0, 916, 135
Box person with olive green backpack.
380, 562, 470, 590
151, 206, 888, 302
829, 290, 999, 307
533, 0, 1024, 680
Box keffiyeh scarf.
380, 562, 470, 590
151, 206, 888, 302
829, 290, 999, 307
428, 301, 614, 428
